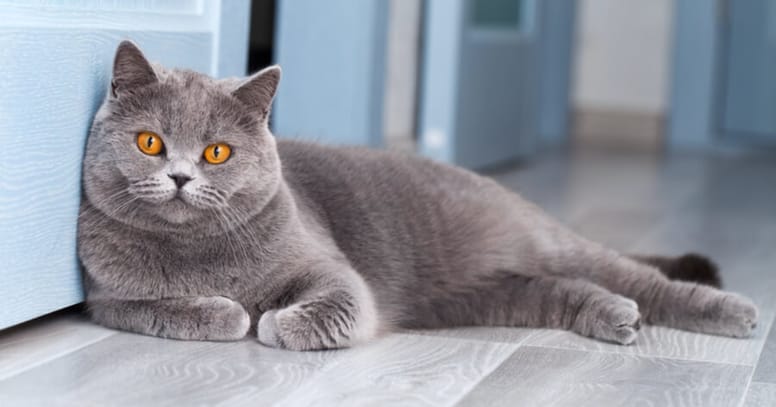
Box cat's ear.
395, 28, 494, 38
232, 65, 282, 121
111, 40, 157, 98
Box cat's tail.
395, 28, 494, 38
629, 253, 722, 288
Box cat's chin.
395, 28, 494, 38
163, 212, 193, 224
156, 197, 200, 224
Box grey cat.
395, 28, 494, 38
78, 41, 758, 351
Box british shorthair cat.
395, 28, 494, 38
78, 41, 757, 350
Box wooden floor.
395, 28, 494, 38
2, 149, 776, 406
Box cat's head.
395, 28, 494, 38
83, 41, 282, 234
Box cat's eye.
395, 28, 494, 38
203, 143, 231, 164
137, 132, 164, 156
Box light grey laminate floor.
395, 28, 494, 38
2, 149, 776, 407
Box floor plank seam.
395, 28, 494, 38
736, 315, 776, 407
405, 327, 767, 368
269, 334, 525, 407
445, 344, 524, 407
0, 331, 118, 382
524, 340, 759, 369
399, 329, 534, 345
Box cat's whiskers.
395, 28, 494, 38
183, 185, 257, 264
197, 185, 228, 207
228, 209, 258, 264
79, 188, 139, 226
81, 195, 140, 228
81, 187, 130, 216
221, 214, 248, 266
104, 194, 140, 220
221, 205, 262, 254
210, 208, 251, 266
189, 187, 223, 209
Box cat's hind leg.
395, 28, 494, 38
539, 234, 757, 338
414, 273, 642, 345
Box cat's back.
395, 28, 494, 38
276, 140, 516, 281
276, 140, 495, 205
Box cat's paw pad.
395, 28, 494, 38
591, 295, 641, 345
710, 293, 758, 338
195, 296, 250, 341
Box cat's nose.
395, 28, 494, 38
168, 173, 192, 189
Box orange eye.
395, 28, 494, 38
203, 143, 231, 164
137, 132, 164, 156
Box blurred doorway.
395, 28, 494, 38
419, 0, 540, 168
671, 0, 776, 149
248, 0, 276, 73
268, 0, 574, 167
721, 0, 776, 145
419, 0, 575, 168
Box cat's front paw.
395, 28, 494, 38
257, 304, 354, 351
587, 294, 642, 345
193, 296, 250, 341
257, 309, 313, 350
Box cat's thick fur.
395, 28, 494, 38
78, 41, 758, 350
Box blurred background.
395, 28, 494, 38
2, 0, 776, 330
250, 0, 776, 167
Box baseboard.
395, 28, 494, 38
572, 108, 665, 152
